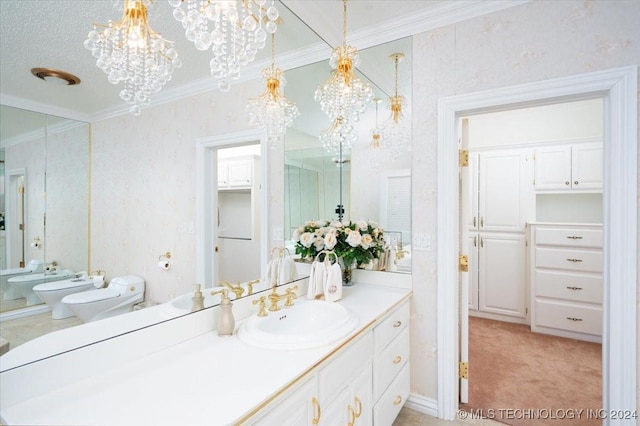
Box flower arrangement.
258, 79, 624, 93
292, 219, 386, 268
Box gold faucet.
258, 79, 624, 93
268, 285, 299, 311
220, 280, 244, 299
252, 296, 268, 317
246, 279, 260, 296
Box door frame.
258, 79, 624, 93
437, 66, 637, 420
195, 129, 266, 288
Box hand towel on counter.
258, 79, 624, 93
307, 259, 326, 300
278, 256, 297, 285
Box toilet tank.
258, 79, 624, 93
109, 275, 145, 296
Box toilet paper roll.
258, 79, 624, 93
158, 260, 171, 270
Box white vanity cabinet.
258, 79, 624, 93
534, 142, 602, 192
246, 300, 410, 426
529, 223, 603, 342
218, 156, 258, 190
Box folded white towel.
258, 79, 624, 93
278, 256, 297, 285
308, 260, 326, 300
324, 261, 342, 302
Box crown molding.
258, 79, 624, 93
0, 94, 91, 123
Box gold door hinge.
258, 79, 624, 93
18, 186, 25, 194
18, 224, 24, 230
459, 150, 469, 167
459, 361, 469, 379
459, 255, 468, 272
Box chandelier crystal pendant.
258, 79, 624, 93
246, 34, 300, 148
169, 0, 280, 92
381, 53, 410, 152
367, 98, 388, 170
315, 0, 374, 154
84, 0, 182, 116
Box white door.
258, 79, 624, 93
468, 234, 478, 311
478, 232, 527, 319
459, 118, 470, 403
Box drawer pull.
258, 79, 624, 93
566, 286, 583, 290
312, 397, 321, 425
566, 235, 583, 240
354, 396, 362, 418
566, 317, 583, 322
393, 355, 402, 364
347, 405, 356, 426
566, 258, 583, 263
393, 320, 402, 328
393, 395, 403, 405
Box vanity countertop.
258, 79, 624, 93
0, 283, 411, 426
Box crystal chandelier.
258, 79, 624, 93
381, 53, 410, 151
246, 34, 300, 148
315, 0, 374, 154
169, 0, 280, 92
84, 0, 181, 116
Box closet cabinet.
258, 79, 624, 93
534, 142, 602, 192
218, 156, 258, 189
467, 149, 532, 322
529, 223, 603, 342
247, 300, 410, 425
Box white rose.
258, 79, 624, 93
314, 228, 324, 237
331, 220, 343, 228
357, 220, 368, 231
300, 232, 314, 248
346, 230, 362, 247
324, 232, 337, 250
361, 234, 373, 249
314, 236, 325, 250
292, 228, 301, 242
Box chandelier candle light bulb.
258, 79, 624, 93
84, 0, 182, 116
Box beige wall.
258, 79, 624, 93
410, 0, 639, 401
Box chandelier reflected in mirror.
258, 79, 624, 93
381, 53, 410, 153
315, 0, 374, 155
169, 0, 280, 92
366, 98, 388, 170
246, 34, 299, 148
84, 0, 181, 116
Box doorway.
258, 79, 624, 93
458, 99, 604, 417
436, 66, 637, 420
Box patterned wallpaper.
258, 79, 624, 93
410, 0, 639, 400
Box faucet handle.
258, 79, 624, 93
246, 279, 260, 295
252, 296, 268, 317
284, 286, 299, 307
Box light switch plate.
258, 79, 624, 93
413, 233, 431, 251
272, 227, 284, 241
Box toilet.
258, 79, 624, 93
1, 260, 45, 300
8, 269, 75, 306
33, 274, 103, 319
62, 275, 145, 323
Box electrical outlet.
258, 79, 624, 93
413, 233, 431, 251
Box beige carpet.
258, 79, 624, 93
460, 316, 602, 426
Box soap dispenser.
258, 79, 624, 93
217, 289, 235, 336
191, 284, 205, 312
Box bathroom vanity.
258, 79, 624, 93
0, 279, 411, 425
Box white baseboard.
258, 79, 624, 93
0, 305, 51, 321
405, 393, 439, 418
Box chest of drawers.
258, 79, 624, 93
529, 223, 603, 342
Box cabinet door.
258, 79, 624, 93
228, 159, 253, 187
322, 386, 351, 425
217, 159, 229, 187
534, 145, 572, 190
478, 150, 530, 232
478, 232, 527, 319
349, 363, 373, 426
464, 153, 478, 230
250, 375, 317, 425
571, 143, 602, 190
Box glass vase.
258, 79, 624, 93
340, 258, 355, 286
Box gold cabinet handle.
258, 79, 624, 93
354, 396, 362, 418
566, 286, 583, 290
393, 395, 403, 405
480, 217, 484, 227
473, 217, 477, 227
312, 397, 321, 425
566, 258, 583, 263
566, 317, 583, 322
347, 405, 356, 426
393, 355, 402, 364
393, 320, 402, 328
566, 235, 583, 240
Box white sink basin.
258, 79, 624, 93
238, 299, 359, 350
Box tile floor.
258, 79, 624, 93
395, 407, 505, 425
0, 310, 82, 349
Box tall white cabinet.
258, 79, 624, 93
467, 149, 533, 323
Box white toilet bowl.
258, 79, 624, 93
33, 275, 101, 319
8, 269, 75, 306
62, 275, 145, 323
1, 260, 45, 300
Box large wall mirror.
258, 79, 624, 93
283, 37, 413, 273
0, 105, 90, 315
